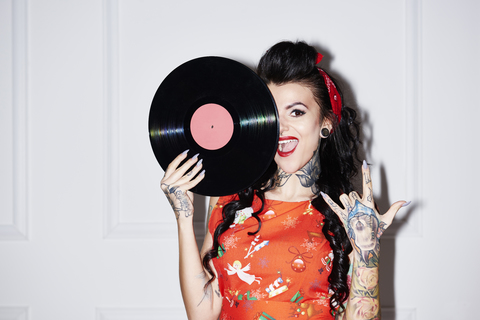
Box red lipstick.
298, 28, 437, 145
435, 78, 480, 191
277, 136, 299, 157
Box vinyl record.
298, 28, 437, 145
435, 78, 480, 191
148, 56, 279, 196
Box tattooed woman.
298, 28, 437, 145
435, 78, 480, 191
160, 41, 408, 320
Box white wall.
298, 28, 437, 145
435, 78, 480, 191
1, 0, 478, 319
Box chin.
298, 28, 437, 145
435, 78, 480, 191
274, 155, 307, 174
280, 167, 298, 174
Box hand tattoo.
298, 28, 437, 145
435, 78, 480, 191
161, 183, 192, 219
347, 201, 380, 267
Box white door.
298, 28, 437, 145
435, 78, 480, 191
1, 0, 478, 319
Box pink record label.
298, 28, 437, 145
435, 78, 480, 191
190, 103, 234, 150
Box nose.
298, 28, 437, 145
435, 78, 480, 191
278, 113, 288, 135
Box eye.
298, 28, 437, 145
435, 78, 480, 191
290, 109, 306, 117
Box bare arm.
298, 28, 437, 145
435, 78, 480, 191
205, 196, 219, 235
323, 161, 407, 320
161, 152, 222, 320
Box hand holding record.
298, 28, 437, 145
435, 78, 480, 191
160, 150, 205, 221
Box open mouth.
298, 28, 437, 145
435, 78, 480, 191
277, 137, 299, 157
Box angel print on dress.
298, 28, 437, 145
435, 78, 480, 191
225, 260, 262, 285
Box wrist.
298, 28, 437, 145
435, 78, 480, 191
351, 248, 380, 268
176, 215, 194, 230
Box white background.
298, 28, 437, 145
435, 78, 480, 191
1, 0, 479, 319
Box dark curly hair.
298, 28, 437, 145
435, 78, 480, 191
203, 40, 362, 314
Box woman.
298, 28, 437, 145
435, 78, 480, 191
160, 41, 408, 320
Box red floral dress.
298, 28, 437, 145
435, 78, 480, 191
208, 195, 335, 320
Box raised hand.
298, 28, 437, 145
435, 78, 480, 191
160, 150, 205, 220
321, 161, 406, 265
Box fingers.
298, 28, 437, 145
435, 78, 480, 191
161, 151, 205, 193
180, 168, 206, 192
349, 191, 361, 202
361, 160, 375, 207
321, 191, 347, 222
163, 149, 190, 180
174, 157, 204, 186
339, 194, 353, 212
162, 151, 200, 184
381, 200, 407, 226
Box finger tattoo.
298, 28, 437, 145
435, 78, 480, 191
364, 171, 372, 184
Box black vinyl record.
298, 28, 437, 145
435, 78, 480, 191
148, 56, 279, 196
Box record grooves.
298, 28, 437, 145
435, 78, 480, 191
149, 57, 278, 196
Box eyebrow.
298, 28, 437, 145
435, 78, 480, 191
285, 102, 308, 109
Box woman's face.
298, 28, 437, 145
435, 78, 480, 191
268, 82, 327, 174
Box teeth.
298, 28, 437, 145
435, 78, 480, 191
278, 138, 298, 153
278, 139, 297, 144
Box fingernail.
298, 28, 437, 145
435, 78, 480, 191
181, 149, 189, 156
192, 153, 199, 160
196, 159, 203, 167
320, 191, 326, 197
200, 169, 205, 176
402, 201, 411, 207
363, 160, 368, 169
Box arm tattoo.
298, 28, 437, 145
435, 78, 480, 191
349, 259, 380, 319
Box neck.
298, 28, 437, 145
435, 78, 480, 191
266, 148, 321, 201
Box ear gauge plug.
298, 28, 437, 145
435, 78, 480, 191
321, 128, 330, 138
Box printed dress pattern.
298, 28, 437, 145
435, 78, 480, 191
208, 195, 335, 320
